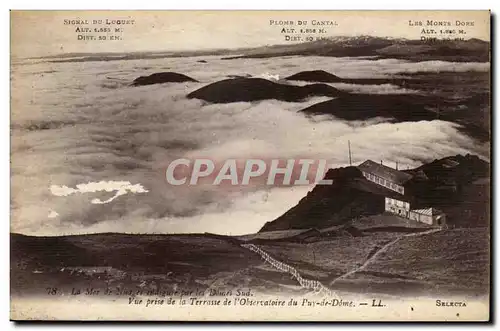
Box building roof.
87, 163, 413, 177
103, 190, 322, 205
442, 159, 460, 168
358, 160, 413, 185
385, 195, 411, 203
411, 207, 445, 216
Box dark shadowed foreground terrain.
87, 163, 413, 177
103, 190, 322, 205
10, 227, 489, 299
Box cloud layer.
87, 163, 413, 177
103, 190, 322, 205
11, 55, 489, 235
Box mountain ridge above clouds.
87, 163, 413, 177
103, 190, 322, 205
32, 36, 489, 64
221, 36, 490, 62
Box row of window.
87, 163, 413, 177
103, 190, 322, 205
386, 208, 441, 225
363, 172, 404, 194
385, 198, 410, 209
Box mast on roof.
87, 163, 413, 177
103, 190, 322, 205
348, 140, 352, 166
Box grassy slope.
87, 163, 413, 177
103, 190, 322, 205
341, 228, 490, 296
11, 224, 489, 297
10, 233, 264, 296
255, 233, 400, 280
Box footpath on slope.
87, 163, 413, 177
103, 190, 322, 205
241, 227, 443, 295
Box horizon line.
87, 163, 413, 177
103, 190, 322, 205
23, 35, 490, 60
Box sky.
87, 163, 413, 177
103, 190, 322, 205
11, 10, 490, 58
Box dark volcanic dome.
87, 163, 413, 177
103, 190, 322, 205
132, 72, 198, 86
300, 94, 437, 122
186, 78, 344, 103
285, 70, 344, 83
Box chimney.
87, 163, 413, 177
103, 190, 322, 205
396, 161, 398, 170
380, 160, 383, 165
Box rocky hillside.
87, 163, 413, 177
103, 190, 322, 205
259, 154, 489, 232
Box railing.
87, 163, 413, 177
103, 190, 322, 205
241, 243, 334, 297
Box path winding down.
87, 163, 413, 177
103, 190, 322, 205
241, 227, 442, 296
329, 227, 442, 286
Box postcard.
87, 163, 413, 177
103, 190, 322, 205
10, 10, 491, 321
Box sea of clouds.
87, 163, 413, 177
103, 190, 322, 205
10, 55, 489, 236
